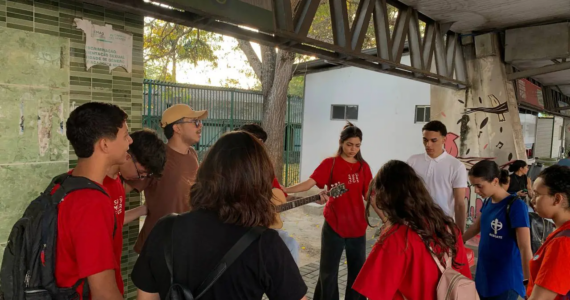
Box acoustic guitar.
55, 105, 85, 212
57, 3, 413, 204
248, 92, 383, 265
270, 183, 348, 229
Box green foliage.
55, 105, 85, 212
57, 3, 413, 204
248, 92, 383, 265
144, 18, 223, 82
288, 76, 305, 97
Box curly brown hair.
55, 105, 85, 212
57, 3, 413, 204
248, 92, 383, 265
370, 160, 462, 268
190, 131, 276, 227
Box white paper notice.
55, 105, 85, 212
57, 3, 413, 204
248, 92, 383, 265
74, 18, 133, 73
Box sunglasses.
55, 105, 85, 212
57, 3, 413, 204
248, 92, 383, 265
128, 151, 153, 180
174, 119, 202, 127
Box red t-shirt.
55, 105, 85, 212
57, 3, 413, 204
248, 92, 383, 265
272, 177, 287, 197
310, 157, 373, 238
353, 224, 472, 300
527, 221, 570, 299
53, 174, 124, 298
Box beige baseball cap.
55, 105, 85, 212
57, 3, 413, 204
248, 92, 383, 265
160, 104, 208, 128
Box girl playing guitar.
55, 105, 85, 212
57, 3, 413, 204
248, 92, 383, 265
284, 122, 372, 300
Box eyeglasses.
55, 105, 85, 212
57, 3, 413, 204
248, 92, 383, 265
175, 119, 202, 127
128, 151, 153, 180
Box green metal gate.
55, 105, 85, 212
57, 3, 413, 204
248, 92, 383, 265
143, 79, 303, 185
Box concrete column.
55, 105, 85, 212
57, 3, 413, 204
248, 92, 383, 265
431, 32, 527, 227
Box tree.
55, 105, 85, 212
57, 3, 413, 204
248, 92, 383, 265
144, 19, 222, 82
238, 39, 296, 182
238, 1, 398, 182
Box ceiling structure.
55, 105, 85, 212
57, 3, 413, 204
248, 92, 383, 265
398, 0, 569, 33
88, 0, 470, 89
296, 0, 570, 100
89, 0, 569, 100
398, 0, 570, 98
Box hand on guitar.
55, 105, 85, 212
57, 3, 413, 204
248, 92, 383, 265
316, 189, 330, 205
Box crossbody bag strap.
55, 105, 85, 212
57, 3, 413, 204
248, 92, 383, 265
163, 214, 179, 286
194, 226, 267, 299
328, 157, 336, 188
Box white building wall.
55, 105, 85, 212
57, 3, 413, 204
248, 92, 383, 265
300, 56, 430, 181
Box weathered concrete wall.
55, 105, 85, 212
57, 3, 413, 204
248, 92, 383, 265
0, 1, 143, 298
431, 33, 526, 227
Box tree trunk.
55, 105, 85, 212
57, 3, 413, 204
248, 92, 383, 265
238, 40, 296, 183
262, 50, 296, 183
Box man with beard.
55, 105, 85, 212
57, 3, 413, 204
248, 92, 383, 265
125, 104, 207, 254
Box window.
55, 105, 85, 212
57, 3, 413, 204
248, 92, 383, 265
415, 105, 431, 123
331, 105, 359, 120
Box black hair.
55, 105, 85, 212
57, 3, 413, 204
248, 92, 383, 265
239, 123, 267, 143
537, 165, 570, 209
499, 169, 510, 186
163, 123, 175, 140
508, 160, 528, 173
567, 150, 570, 157
66, 102, 128, 158
469, 160, 502, 183
337, 122, 366, 168
422, 120, 447, 137
130, 129, 167, 178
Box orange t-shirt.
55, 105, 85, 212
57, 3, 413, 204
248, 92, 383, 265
527, 221, 570, 299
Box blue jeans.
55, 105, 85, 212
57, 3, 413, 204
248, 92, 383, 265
480, 289, 520, 300
276, 229, 300, 265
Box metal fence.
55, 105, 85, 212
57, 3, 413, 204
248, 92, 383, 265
142, 79, 303, 185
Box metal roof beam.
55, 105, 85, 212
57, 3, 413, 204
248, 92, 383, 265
507, 61, 570, 81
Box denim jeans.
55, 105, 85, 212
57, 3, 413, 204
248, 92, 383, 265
313, 221, 366, 300
480, 289, 520, 300
276, 229, 300, 265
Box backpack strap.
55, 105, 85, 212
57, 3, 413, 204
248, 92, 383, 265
194, 226, 266, 299
505, 195, 520, 242
428, 247, 448, 273
554, 229, 570, 239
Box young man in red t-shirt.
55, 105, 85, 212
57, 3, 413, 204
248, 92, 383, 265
101, 129, 167, 294
55, 103, 132, 300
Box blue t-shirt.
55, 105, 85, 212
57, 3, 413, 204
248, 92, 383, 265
476, 195, 530, 297
558, 158, 570, 167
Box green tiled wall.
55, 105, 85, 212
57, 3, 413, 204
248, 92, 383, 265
0, 0, 144, 298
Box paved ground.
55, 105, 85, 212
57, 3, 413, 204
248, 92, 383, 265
297, 239, 377, 300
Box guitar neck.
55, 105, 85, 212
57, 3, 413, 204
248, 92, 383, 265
277, 194, 322, 213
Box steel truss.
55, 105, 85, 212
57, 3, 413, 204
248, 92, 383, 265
86, 0, 468, 89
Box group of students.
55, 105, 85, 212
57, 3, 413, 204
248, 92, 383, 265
13, 100, 570, 300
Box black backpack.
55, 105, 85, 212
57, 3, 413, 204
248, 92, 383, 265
0, 173, 113, 300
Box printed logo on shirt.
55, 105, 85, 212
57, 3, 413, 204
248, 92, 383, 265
490, 218, 503, 239
533, 254, 540, 260
348, 173, 360, 184
113, 196, 123, 215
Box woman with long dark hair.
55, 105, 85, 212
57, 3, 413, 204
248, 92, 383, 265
284, 122, 373, 300
353, 160, 471, 299
463, 160, 532, 300
526, 165, 570, 299
507, 160, 534, 199
131, 132, 308, 300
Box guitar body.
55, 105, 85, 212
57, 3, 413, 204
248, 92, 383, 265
270, 188, 287, 229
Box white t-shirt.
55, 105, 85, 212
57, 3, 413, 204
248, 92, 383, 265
407, 151, 468, 219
